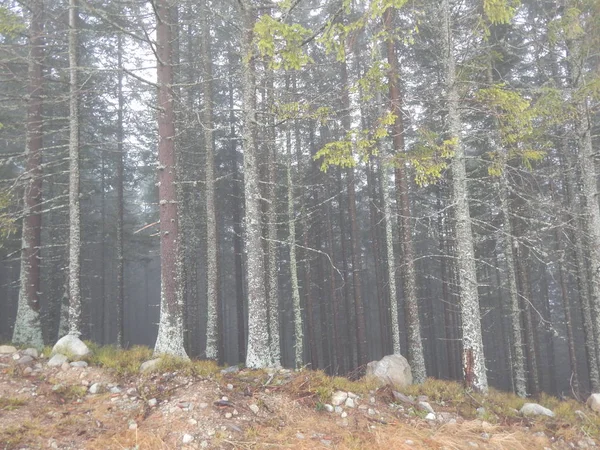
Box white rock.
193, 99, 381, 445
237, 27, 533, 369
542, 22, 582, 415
345, 397, 356, 408
23, 348, 38, 358
365, 354, 413, 389
418, 401, 434, 414
12, 353, 20, 360
405, 440, 414, 446
221, 396, 229, 402
148, 398, 157, 407
140, 358, 161, 373
520, 403, 555, 418
334, 406, 343, 414
182, 434, 194, 444
89, 383, 102, 394
23, 367, 33, 375
70, 361, 88, 368
225, 412, 232, 419
52, 335, 90, 358
128, 421, 137, 430
48, 353, 69, 367
425, 413, 436, 421
347, 392, 358, 399
249, 404, 259, 414
227, 384, 233, 390
341, 411, 348, 418
296, 433, 305, 439
368, 408, 376, 415
324, 404, 334, 412
0, 345, 17, 354
331, 391, 348, 406
587, 394, 600, 413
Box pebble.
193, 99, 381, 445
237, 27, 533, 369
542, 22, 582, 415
331, 391, 348, 406
23, 367, 33, 375
321, 439, 332, 447
345, 397, 356, 408
199, 402, 209, 409
110, 386, 122, 394
148, 398, 157, 407
12, 353, 20, 360
425, 413, 436, 421
324, 404, 334, 412
227, 384, 233, 390
341, 411, 348, 418
334, 406, 343, 414
233, 409, 239, 416
249, 404, 259, 414
221, 396, 228, 402
188, 418, 198, 425
370, 397, 376, 404
182, 434, 194, 444
70, 361, 88, 368
128, 421, 137, 430
23, 348, 38, 358
368, 408, 376, 415
81, 380, 90, 387
296, 433, 305, 439
200, 441, 209, 449
89, 383, 101, 394
405, 440, 414, 446
225, 412, 232, 419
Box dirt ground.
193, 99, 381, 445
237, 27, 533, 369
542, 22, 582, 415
0, 349, 597, 450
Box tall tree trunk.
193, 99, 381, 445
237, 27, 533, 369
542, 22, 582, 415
67, 0, 82, 337
442, 0, 487, 392
383, 7, 426, 382
115, 33, 125, 348
201, 0, 218, 361
153, 0, 187, 358
13, 0, 45, 347
241, 2, 270, 368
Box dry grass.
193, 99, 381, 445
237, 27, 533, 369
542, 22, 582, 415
0, 396, 27, 411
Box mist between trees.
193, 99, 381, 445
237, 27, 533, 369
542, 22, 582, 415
0, 0, 599, 398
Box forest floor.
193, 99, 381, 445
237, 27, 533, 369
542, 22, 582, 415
0, 345, 599, 450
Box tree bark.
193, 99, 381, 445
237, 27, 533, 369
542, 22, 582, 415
13, 0, 45, 347
115, 32, 125, 348
153, 0, 187, 358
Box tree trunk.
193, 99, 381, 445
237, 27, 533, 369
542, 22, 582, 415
442, 0, 487, 392
67, 0, 82, 337
13, 0, 45, 347
383, 7, 426, 382
241, 2, 270, 368
115, 32, 125, 348
153, 0, 187, 358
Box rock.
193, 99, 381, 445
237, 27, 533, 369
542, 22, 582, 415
12, 353, 20, 360
345, 397, 356, 408
110, 386, 122, 394
128, 420, 137, 430
61, 362, 70, 371
587, 394, 600, 413
16, 355, 34, 365
0, 345, 17, 354
405, 440, 414, 446
221, 365, 240, 374
225, 412, 232, 419
23, 348, 38, 358
48, 353, 69, 367
425, 413, 436, 421
324, 404, 334, 412
477, 407, 486, 417
418, 401, 434, 414
227, 383, 234, 390
52, 335, 90, 358
341, 411, 348, 418
23, 367, 33, 375
140, 358, 161, 373
296, 433, 305, 439
321, 439, 332, 447
334, 406, 343, 414
347, 392, 358, 399
368, 408, 376, 415
182, 434, 194, 444
70, 361, 88, 368
520, 403, 555, 418
198, 402, 209, 409
366, 354, 413, 389
392, 391, 415, 405
147, 398, 157, 407
89, 383, 102, 394
249, 404, 259, 414
331, 391, 348, 406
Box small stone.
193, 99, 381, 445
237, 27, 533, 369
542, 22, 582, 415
331, 391, 348, 406
233, 409, 239, 416
324, 404, 334, 412
23, 348, 38, 358
81, 380, 89, 387
140, 358, 161, 373
17, 355, 34, 365
347, 392, 358, 399
469, 443, 479, 448
227, 384, 234, 390
148, 398, 157, 407
477, 407, 486, 417
221, 365, 240, 374
321, 439, 332, 447
188, 418, 198, 425
50, 441, 59, 449
370, 397, 376, 404
425, 413, 436, 421
23, 367, 33, 375
418, 401, 435, 414
405, 440, 414, 446
110, 386, 122, 394
182, 434, 194, 444
341, 411, 348, 418
12, 353, 20, 360
199, 402, 209, 409
126, 388, 137, 396
368, 408, 376, 415
296, 433, 305, 439
249, 404, 259, 414
61, 362, 70, 371
89, 383, 102, 394
70, 361, 88, 368
200, 441, 209, 449
48, 353, 69, 367
128, 420, 137, 430
334, 406, 343, 414
0, 345, 17, 354
221, 396, 229, 402
345, 397, 356, 408
225, 412, 232, 419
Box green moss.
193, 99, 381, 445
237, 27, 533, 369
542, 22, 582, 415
87, 345, 153, 377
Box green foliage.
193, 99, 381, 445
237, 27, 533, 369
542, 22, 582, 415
483, 0, 520, 25
0, 7, 24, 37
0, 397, 27, 411
406, 129, 456, 186
354, 61, 389, 101
0, 190, 16, 244
254, 15, 313, 70
85, 344, 153, 377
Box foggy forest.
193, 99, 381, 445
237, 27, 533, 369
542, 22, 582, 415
1, 0, 600, 402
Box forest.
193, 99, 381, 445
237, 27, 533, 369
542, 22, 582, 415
0, 0, 599, 402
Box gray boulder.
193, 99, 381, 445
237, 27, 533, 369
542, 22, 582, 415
587, 394, 600, 413
366, 355, 413, 389
52, 335, 90, 358
519, 403, 555, 418
23, 348, 38, 358
48, 353, 69, 367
